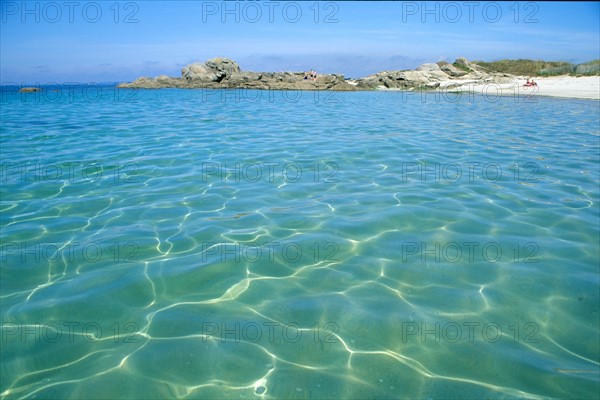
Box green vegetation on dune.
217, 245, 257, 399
472, 59, 600, 76
451, 61, 472, 73
575, 60, 600, 75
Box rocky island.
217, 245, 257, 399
118, 57, 516, 91
18, 87, 42, 93
118, 58, 355, 91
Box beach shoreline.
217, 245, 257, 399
445, 75, 599, 100
360, 75, 599, 100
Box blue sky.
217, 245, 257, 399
1, 1, 599, 83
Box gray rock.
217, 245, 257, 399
416, 63, 441, 72
181, 63, 208, 79
454, 57, 473, 71
181, 58, 241, 82
118, 57, 517, 92
205, 58, 240, 75
439, 63, 467, 77
119, 56, 358, 90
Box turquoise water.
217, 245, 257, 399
1, 87, 599, 399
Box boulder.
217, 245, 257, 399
205, 58, 241, 75
416, 63, 441, 72
155, 75, 181, 86
454, 57, 474, 71
329, 81, 358, 91
355, 68, 452, 89
118, 76, 184, 89
182, 58, 241, 82
181, 64, 208, 79
439, 63, 467, 77
454, 57, 489, 76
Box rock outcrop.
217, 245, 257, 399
119, 57, 357, 91
118, 57, 517, 91
355, 57, 515, 90
439, 62, 468, 77
18, 87, 41, 93
181, 58, 241, 82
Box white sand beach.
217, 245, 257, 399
445, 76, 599, 100
521, 76, 600, 99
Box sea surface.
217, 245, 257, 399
1, 86, 599, 399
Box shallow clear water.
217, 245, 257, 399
1, 87, 599, 399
